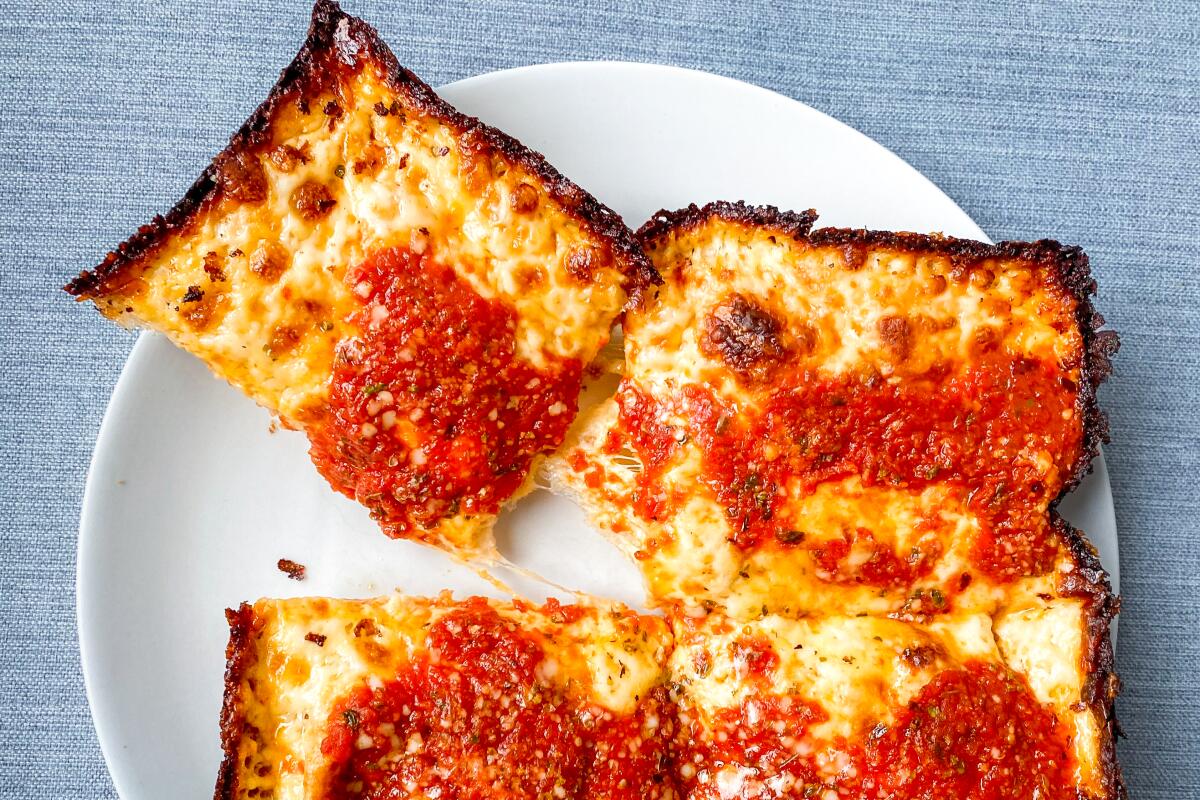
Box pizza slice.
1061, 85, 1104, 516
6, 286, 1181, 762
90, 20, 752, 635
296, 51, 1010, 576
66, 0, 655, 555
668, 604, 1122, 800
216, 593, 676, 800
549, 201, 1119, 619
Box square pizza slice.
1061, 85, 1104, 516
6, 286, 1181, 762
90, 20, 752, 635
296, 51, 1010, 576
549, 201, 1119, 621
66, 0, 655, 555
668, 604, 1122, 800
216, 593, 676, 799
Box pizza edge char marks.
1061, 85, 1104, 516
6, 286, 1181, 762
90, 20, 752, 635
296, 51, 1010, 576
64, 0, 657, 550
215, 603, 258, 800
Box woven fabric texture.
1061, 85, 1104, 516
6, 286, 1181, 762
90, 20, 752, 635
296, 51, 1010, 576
1, 0, 1196, 797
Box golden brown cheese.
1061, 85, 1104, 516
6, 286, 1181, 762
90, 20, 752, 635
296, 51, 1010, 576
668, 604, 1117, 800
216, 593, 675, 800
67, 0, 654, 554
548, 202, 1118, 620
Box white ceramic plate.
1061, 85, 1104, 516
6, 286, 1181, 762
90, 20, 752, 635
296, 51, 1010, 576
77, 62, 1119, 799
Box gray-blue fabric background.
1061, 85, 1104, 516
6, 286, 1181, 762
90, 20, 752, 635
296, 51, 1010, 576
2, 0, 1196, 796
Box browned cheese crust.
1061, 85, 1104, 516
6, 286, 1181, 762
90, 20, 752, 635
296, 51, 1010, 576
1054, 511, 1125, 800
215, 604, 260, 800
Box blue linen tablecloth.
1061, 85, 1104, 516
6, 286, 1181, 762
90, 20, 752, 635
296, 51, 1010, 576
2, 0, 1196, 796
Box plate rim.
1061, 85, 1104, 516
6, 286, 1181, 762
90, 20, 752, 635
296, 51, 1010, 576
75, 59, 1119, 798
77, 332, 154, 800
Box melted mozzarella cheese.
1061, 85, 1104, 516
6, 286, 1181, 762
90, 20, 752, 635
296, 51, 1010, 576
630, 220, 1081, 395
670, 612, 1000, 743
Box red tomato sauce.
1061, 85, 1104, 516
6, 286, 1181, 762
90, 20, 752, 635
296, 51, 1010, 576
321, 599, 675, 800
306, 246, 582, 536
679, 661, 1073, 800
854, 662, 1075, 799
730, 634, 779, 683
808, 527, 943, 588
676, 694, 826, 799
610, 353, 1079, 583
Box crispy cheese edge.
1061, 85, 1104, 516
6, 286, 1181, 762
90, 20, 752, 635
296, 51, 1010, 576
215, 603, 259, 800
1056, 512, 1125, 800
65, 0, 657, 305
